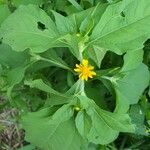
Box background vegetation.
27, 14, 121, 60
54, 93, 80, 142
0, 0, 150, 149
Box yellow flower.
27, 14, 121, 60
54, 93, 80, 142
74, 59, 96, 81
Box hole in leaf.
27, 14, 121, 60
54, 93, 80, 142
55, 10, 67, 17
37, 22, 47, 31
120, 11, 125, 17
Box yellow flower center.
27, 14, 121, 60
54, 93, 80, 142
74, 59, 96, 81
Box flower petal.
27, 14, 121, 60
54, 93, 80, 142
74, 68, 81, 72
82, 59, 88, 66
89, 66, 94, 70
91, 71, 96, 76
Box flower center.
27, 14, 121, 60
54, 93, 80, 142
82, 66, 90, 75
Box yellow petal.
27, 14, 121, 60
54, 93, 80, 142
74, 68, 81, 72
82, 59, 88, 66
89, 75, 93, 78
81, 75, 85, 80
91, 71, 96, 75
89, 66, 94, 70
76, 64, 81, 68
85, 76, 88, 81
79, 73, 83, 78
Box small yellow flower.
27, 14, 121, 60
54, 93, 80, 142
74, 59, 96, 81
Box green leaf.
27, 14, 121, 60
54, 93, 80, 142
107, 0, 114, 3
0, 44, 29, 68
129, 105, 147, 136
0, 4, 10, 25
66, 79, 85, 95
88, 46, 107, 68
12, 0, 43, 7
68, 0, 83, 11
121, 49, 144, 72
76, 95, 135, 145
90, 0, 150, 54
79, 3, 108, 35
54, 0, 68, 13
52, 11, 76, 35
114, 64, 150, 113
22, 105, 85, 150
25, 79, 70, 105
66, 3, 108, 59
71, 3, 108, 28
75, 110, 92, 138
86, 104, 134, 144
35, 49, 72, 71
0, 44, 29, 100
79, 15, 94, 35
6, 66, 27, 104
60, 33, 81, 60
54, 3, 108, 59
25, 79, 62, 95
0, 5, 63, 53
83, 0, 94, 5
67, 71, 75, 87
87, 107, 119, 145
7, 67, 26, 86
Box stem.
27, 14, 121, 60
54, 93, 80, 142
30, 53, 74, 73
40, 57, 73, 72
127, 140, 145, 149
119, 136, 127, 150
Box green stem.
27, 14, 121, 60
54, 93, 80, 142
30, 53, 74, 74
119, 136, 127, 150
